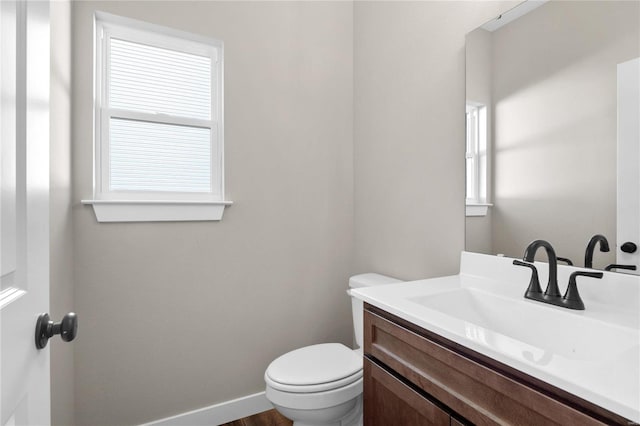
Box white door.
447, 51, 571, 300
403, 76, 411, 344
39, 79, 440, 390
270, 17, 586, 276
617, 57, 640, 274
1, 1, 51, 424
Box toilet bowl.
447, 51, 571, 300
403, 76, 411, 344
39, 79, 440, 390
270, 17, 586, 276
264, 274, 401, 426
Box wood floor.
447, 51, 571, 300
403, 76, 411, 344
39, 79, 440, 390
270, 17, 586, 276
220, 409, 292, 426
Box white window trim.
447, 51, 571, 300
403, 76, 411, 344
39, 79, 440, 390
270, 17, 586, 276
81, 200, 233, 223
466, 203, 493, 217
82, 12, 232, 222
465, 102, 490, 217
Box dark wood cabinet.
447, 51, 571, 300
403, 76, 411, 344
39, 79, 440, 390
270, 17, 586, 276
364, 358, 450, 426
363, 304, 632, 426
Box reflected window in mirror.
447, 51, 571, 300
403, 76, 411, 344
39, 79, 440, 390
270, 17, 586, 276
465, 102, 490, 217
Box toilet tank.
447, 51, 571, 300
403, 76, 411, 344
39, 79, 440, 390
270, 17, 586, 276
348, 273, 402, 349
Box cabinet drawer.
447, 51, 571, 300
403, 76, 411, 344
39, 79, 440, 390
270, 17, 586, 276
364, 358, 450, 426
364, 307, 626, 426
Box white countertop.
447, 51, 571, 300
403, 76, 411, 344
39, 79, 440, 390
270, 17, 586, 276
351, 252, 640, 423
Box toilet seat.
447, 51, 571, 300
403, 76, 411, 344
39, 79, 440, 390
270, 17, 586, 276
266, 368, 362, 393
265, 343, 363, 393
266, 376, 363, 411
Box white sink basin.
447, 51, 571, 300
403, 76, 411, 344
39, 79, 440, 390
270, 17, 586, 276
409, 287, 639, 363
350, 252, 640, 423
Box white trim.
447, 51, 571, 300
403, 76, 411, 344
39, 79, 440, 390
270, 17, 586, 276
94, 190, 223, 202
108, 108, 214, 129
465, 102, 488, 206
95, 11, 223, 54
82, 199, 233, 222
141, 392, 272, 426
466, 203, 492, 217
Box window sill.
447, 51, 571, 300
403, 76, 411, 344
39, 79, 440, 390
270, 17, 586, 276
81, 200, 233, 223
466, 203, 492, 217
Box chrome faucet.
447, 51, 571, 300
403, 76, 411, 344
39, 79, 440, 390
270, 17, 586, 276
584, 234, 610, 268
513, 239, 603, 310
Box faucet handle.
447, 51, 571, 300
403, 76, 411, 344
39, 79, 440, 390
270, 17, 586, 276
513, 260, 543, 296
563, 271, 603, 310
604, 264, 637, 272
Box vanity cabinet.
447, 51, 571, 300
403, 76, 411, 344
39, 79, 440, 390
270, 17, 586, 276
363, 304, 631, 426
364, 358, 450, 425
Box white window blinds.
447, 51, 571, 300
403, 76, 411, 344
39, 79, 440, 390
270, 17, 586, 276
109, 118, 212, 193
109, 38, 213, 120
96, 16, 223, 201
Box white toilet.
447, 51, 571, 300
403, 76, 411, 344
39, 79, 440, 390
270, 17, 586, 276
264, 273, 402, 426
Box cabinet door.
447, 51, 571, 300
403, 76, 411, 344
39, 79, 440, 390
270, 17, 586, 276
364, 358, 450, 426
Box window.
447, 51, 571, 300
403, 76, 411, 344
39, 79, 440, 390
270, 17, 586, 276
465, 103, 490, 216
83, 13, 231, 222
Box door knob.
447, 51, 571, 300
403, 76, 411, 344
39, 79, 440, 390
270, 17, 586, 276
621, 242, 638, 253
35, 312, 78, 349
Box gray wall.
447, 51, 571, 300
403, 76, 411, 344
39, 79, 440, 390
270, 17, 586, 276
491, 1, 640, 266
50, 1, 74, 424
353, 1, 515, 280
72, 2, 354, 424
61, 1, 522, 424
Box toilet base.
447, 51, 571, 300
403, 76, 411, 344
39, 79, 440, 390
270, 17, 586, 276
275, 395, 362, 426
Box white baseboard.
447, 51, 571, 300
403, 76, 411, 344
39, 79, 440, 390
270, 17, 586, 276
141, 392, 273, 426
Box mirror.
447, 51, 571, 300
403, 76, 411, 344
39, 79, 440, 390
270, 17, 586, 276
465, 0, 640, 271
